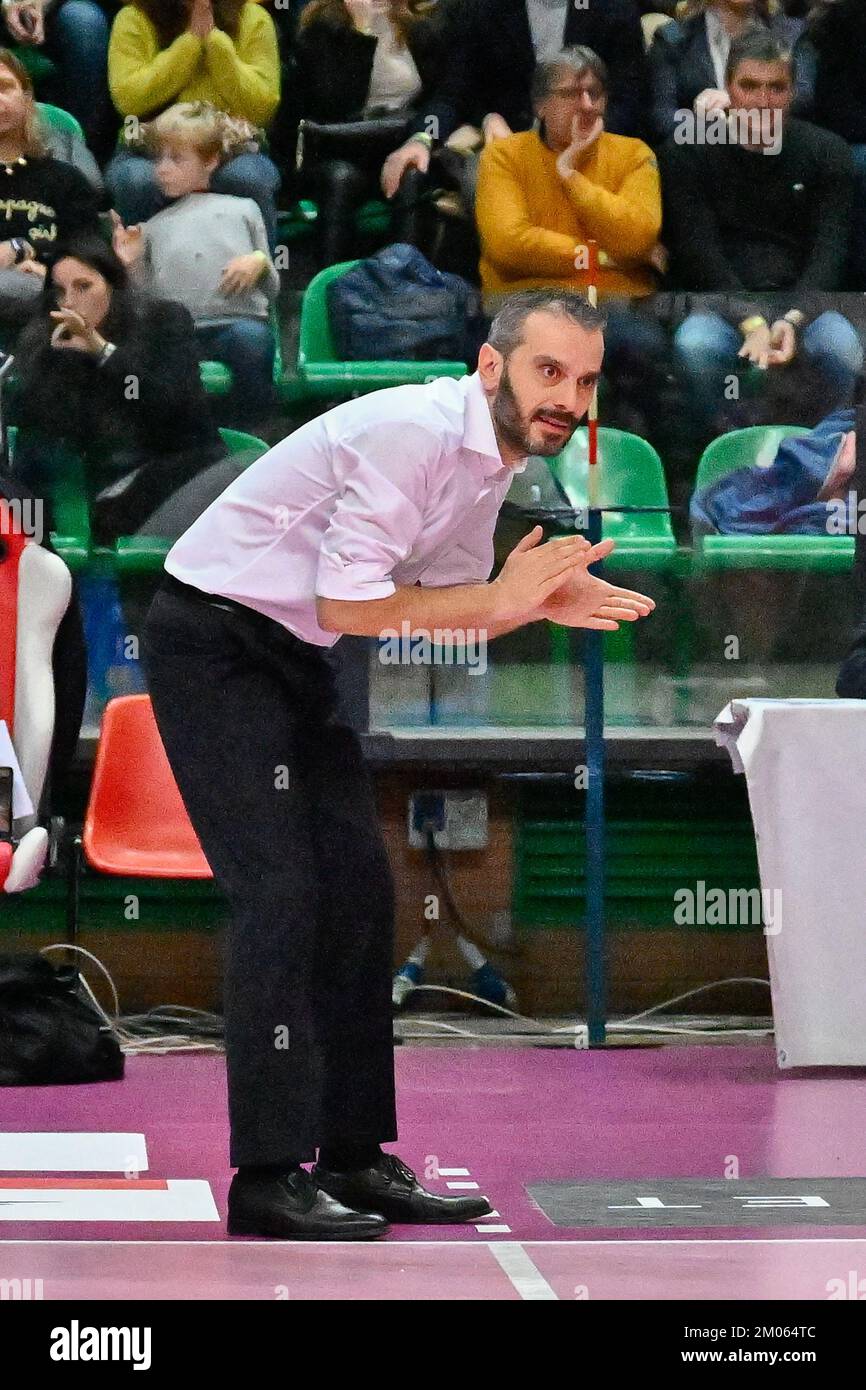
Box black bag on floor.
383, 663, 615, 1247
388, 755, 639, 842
0, 953, 124, 1084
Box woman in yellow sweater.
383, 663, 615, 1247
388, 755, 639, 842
106, 0, 281, 246
475, 45, 663, 304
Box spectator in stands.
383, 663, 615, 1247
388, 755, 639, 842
659, 31, 860, 432
295, 0, 445, 267
475, 46, 669, 440
0, 50, 101, 330
476, 47, 662, 303
111, 102, 279, 425
0, 0, 115, 159
106, 0, 281, 247
381, 0, 649, 213
648, 0, 814, 144
808, 0, 866, 286
10, 234, 228, 541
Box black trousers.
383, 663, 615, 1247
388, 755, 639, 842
140, 576, 397, 1167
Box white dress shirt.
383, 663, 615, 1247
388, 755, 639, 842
164, 372, 527, 647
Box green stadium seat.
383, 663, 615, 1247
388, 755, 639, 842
296, 259, 466, 399
109, 427, 269, 575
13, 48, 57, 87
692, 426, 852, 572
34, 100, 83, 140
545, 428, 680, 674
550, 427, 679, 573
276, 197, 406, 247
8, 427, 91, 573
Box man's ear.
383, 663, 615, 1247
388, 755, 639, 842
477, 342, 503, 391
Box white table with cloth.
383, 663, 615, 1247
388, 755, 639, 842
714, 698, 866, 1068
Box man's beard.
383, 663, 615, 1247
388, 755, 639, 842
491, 364, 579, 459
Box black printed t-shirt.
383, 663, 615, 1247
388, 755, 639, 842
0, 156, 101, 258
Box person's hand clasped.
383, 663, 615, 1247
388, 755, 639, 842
219, 252, 267, 295
482, 112, 513, 146
694, 87, 730, 116
3, 1, 44, 46
188, 0, 214, 39
381, 139, 430, 199
49, 308, 105, 355
491, 526, 655, 631
556, 113, 604, 179
766, 319, 798, 367
738, 322, 773, 370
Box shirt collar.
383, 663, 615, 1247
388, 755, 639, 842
463, 371, 529, 477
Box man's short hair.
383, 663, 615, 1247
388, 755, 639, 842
725, 30, 795, 86
530, 45, 609, 107
487, 289, 606, 358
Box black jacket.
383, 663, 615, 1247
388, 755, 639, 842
648, 14, 814, 144
659, 117, 855, 292
0, 156, 101, 258
423, 0, 648, 142
296, 12, 446, 124
811, 0, 866, 145
12, 296, 222, 468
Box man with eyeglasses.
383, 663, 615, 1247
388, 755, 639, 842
380, 0, 647, 206
474, 47, 669, 442
475, 47, 662, 304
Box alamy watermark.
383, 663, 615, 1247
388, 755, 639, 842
378, 621, 488, 675
673, 107, 783, 156
0, 496, 44, 544
674, 881, 782, 935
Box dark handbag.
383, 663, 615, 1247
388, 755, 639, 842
296, 115, 413, 173
327, 241, 483, 362
0, 953, 124, 1085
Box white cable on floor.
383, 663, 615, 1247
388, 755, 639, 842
39, 942, 774, 1052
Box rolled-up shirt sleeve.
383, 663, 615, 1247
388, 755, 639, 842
314, 424, 434, 601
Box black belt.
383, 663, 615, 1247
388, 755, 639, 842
159, 571, 316, 656
161, 571, 262, 618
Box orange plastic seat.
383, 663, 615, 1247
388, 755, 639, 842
83, 694, 212, 879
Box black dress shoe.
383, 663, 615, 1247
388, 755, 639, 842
313, 1153, 493, 1224
227, 1167, 390, 1240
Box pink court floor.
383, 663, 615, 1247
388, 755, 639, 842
3, 1044, 866, 1300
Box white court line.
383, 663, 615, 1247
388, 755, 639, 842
4, 1237, 866, 1246
489, 1243, 558, 1300
446, 1181, 479, 1190
438, 1169, 470, 1177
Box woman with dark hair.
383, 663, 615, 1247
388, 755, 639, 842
106, 0, 281, 246
296, 0, 445, 265
0, 49, 101, 330
648, 0, 814, 143
808, 0, 866, 286
10, 234, 227, 542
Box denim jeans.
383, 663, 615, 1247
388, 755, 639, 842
196, 318, 276, 423
106, 150, 282, 251
42, 0, 114, 160
674, 309, 864, 427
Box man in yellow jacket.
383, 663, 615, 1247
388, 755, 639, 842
476, 44, 662, 305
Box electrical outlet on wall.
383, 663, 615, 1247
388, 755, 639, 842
408, 791, 488, 849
